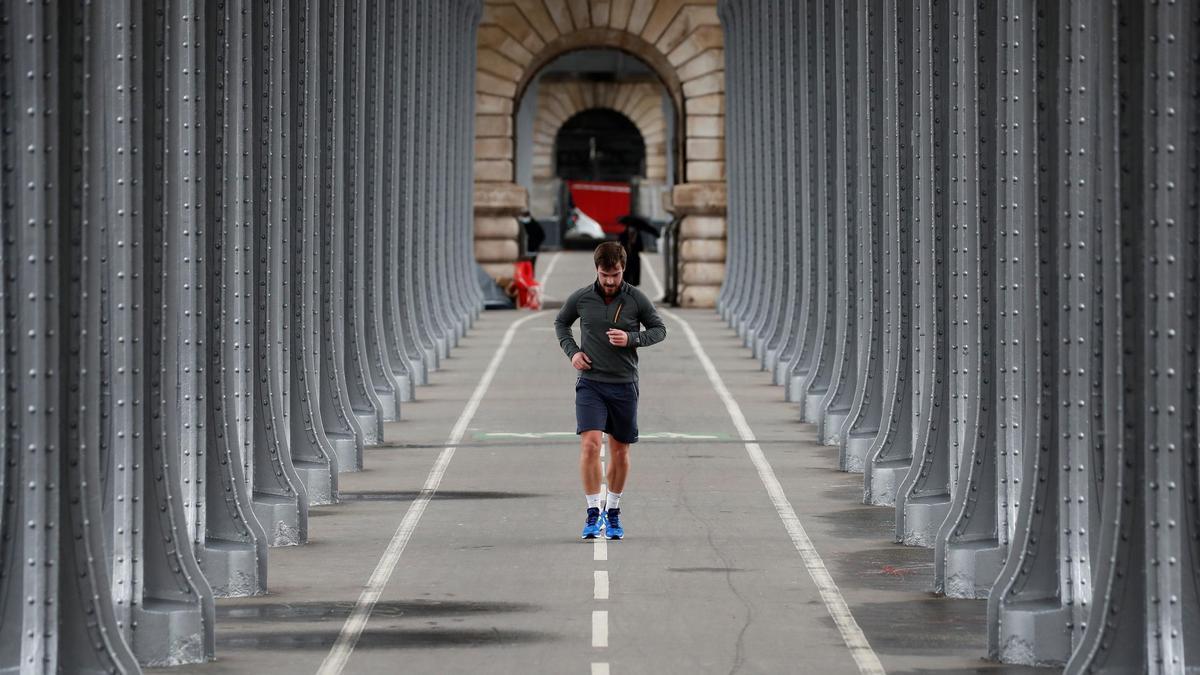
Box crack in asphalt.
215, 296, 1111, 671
679, 461, 754, 675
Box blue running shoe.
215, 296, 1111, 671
581, 507, 601, 539
604, 508, 623, 539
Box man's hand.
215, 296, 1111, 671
571, 352, 593, 370
607, 329, 629, 347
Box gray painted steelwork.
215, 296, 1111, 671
720, 0, 1200, 670
0, 0, 483, 670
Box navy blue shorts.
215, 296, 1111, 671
575, 378, 639, 444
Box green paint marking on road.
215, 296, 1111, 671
473, 432, 577, 440
473, 431, 730, 441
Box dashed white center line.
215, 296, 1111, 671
591, 663, 610, 675
594, 536, 607, 561
592, 610, 609, 648
594, 570, 609, 600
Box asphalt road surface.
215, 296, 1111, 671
164, 253, 1044, 675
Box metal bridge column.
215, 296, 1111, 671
249, 1, 311, 545
199, 0, 271, 597
862, 0, 915, 509
287, 0, 342, 508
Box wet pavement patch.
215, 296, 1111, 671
218, 627, 558, 651
217, 599, 536, 622
832, 546, 936, 591
337, 490, 543, 502
813, 506, 899, 540
888, 664, 1050, 675
838, 598, 990, 657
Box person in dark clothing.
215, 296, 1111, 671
517, 211, 545, 274
618, 223, 644, 286
554, 242, 667, 540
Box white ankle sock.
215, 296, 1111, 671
605, 491, 622, 510
586, 493, 602, 509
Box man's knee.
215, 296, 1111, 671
609, 441, 631, 460
580, 433, 602, 458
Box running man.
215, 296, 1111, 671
554, 242, 667, 540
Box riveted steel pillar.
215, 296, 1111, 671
287, 0, 341, 506
861, 0, 914, 506
467, 0, 487, 316
85, 0, 151, 664
428, 0, 464, 348
814, 0, 862, 446
752, 0, 790, 366
783, 0, 835, 407
247, 0, 311, 545
380, 0, 420, 403
404, 0, 442, 372
717, 0, 745, 325
386, 0, 432, 390
714, 0, 734, 318
990, 0, 1042, 612
199, 0, 270, 596
746, 0, 780, 354
772, 0, 811, 384
894, 0, 952, 549
738, 0, 767, 341
0, 2, 145, 671
796, 0, 844, 420
840, 0, 886, 473
459, 1, 486, 323
724, 0, 748, 328
1064, 4, 1200, 671
136, 0, 219, 664
770, 0, 814, 388
358, 0, 404, 427
934, 0, 1006, 598
318, 0, 368, 472
338, 0, 387, 446
989, 1, 1119, 663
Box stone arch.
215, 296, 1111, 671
532, 81, 667, 181
474, 0, 727, 307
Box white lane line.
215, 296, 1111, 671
317, 312, 545, 675
594, 570, 609, 600
538, 251, 562, 285
591, 663, 610, 675
641, 252, 665, 302
594, 536, 607, 561
662, 309, 887, 675
592, 610, 609, 648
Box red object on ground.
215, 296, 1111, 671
568, 180, 632, 234
512, 261, 542, 310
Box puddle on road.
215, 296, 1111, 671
837, 597, 988, 655
218, 599, 536, 622
813, 506, 898, 540
219, 627, 558, 651
337, 490, 543, 502
831, 546, 936, 591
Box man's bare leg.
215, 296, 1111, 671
580, 430, 604, 496
606, 439, 631, 495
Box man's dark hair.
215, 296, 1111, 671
594, 241, 627, 270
